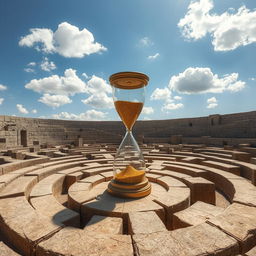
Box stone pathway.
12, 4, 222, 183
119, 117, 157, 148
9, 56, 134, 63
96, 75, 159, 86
0, 144, 255, 255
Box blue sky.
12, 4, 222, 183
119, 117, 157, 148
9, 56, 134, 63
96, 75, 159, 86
0, 0, 256, 121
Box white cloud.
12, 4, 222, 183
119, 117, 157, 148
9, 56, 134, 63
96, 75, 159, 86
142, 106, 154, 115
39, 94, 72, 108
24, 68, 35, 73
0, 84, 7, 91
178, 0, 256, 51
81, 75, 113, 109
52, 109, 107, 121
28, 62, 36, 66
207, 96, 218, 108
169, 67, 245, 94
19, 28, 54, 52
150, 87, 171, 101
174, 96, 182, 100
19, 22, 107, 58
16, 104, 29, 114
82, 73, 89, 79
139, 37, 153, 47
82, 94, 113, 109
0, 98, 4, 105
40, 57, 56, 71
148, 53, 160, 60
32, 109, 37, 114
162, 102, 184, 112
25, 68, 86, 96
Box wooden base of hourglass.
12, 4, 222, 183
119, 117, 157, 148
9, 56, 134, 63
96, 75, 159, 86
107, 166, 151, 198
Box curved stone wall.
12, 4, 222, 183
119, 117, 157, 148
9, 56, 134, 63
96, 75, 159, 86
1, 110, 256, 149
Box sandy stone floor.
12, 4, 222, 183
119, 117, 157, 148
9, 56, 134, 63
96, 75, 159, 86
0, 144, 256, 255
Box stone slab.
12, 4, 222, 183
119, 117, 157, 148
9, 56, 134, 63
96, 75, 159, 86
79, 174, 105, 186
0, 173, 21, 185
30, 194, 80, 227
156, 175, 187, 190
173, 201, 224, 229
84, 215, 123, 234
202, 160, 240, 175
30, 174, 65, 198
128, 211, 166, 234
0, 196, 62, 255
100, 171, 114, 181
133, 223, 239, 256
183, 177, 215, 204
36, 227, 133, 256
0, 176, 37, 199
207, 203, 256, 254
65, 171, 84, 188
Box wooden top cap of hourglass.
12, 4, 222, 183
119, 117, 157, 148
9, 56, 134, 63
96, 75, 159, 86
109, 72, 149, 89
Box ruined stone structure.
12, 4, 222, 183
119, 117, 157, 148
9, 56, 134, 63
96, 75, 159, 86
0, 143, 256, 255
1, 110, 256, 149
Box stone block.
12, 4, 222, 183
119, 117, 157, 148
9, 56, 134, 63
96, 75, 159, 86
36, 227, 133, 256
0, 196, 62, 255
202, 160, 240, 175
0, 176, 37, 199
84, 215, 123, 234
65, 171, 84, 188
183, 177, 216, 204
30, 195, 80, 227
133, 223, 239, 256
232, 151, 251, 162
128, 211, 166, 235
173, 201, 224, 229
207, 203, 256, 254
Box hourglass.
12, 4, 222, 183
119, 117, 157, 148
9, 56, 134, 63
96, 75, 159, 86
107, 72, 151, 198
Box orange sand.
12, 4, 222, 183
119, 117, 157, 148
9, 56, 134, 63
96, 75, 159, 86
114, 100, 143, 130
115, 165, 145, 184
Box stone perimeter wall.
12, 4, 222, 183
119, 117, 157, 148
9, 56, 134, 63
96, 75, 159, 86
1, 110, 256, 149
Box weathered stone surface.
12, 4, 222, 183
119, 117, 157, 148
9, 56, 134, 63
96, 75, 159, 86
156, 175, 187, 189
133, 223, 239, 256
65, 171, 84, 188
246, 245, 256, 256
173, 201, 224, 229
154, 187, 190, 212
30, 195, 80, 227
183, 177, 215, 204
30, 174, 65, 197
0, 196, 62, 255
36, 227, 133, 256
100, 171, 114, 181
145, 173, 163, 182
0, 173, 21, 185
207, 203, 256, 254
232, 151, 251, 162
202, 160, 240, 175
232, 179, 256, 207
128, 211, 166, 234
0, 176, 37, 199
84, 215, 123, 234
79, 174, 105, 186
0, 242, 21, 256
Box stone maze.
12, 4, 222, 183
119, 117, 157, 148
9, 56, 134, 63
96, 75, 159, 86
0, 141, 256, 256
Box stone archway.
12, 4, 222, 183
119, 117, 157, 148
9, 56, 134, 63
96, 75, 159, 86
20, 130, 27, 147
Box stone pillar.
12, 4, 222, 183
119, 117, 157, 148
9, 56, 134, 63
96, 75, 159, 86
78, 137, 83, 147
